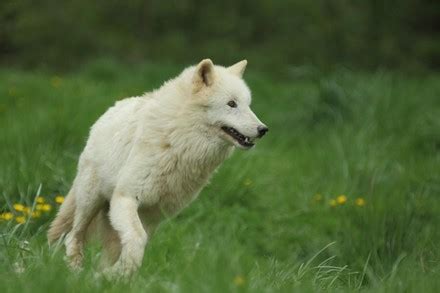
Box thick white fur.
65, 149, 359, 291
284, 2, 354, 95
47, 59, 266, 278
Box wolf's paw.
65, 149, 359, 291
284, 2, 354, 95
101, 260, 138, 281
64, 253, 84, 272
101, 266, 116, 281
64, 232, 84, 270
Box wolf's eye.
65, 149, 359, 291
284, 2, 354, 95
227, 100, 237, 108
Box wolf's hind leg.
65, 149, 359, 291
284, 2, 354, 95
96, 209, 122, 270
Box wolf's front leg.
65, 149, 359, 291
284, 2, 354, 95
105, 193, 147, 279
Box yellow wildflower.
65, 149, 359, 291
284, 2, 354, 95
313, 193, 323, 202
55, 196, 65, 204
355, 197, 366, 207
329, 199, 337, 207
22, 206, 31, 214
15, 216, 26, 224
1, 212, 14, 220
13, 203, 25, 212
41, 204, 52, 212
51, 76, 62, 88
31, 211, 41, 218
336, 195, 347, 205
233, 275, 246, 286
36, 196, 45, 204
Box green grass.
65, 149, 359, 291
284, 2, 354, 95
1, 60, 439, 292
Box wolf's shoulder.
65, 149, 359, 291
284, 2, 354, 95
101, 96, 147, 119
112, 95, 146, 110
90, 96, 145, 134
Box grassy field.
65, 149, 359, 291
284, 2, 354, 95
0, 60, 439, 292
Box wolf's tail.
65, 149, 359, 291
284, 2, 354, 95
47, 191, 76, 244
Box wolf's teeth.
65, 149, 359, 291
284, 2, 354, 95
223, 126, 255, 146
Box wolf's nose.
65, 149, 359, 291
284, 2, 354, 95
257, 125, 269, 138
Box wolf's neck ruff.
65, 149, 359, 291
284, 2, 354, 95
141, 98, 234, 177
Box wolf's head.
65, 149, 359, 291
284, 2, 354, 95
188, 59, 268, 150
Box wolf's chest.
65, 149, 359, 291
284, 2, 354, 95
141, 145, 231, 216
157, 159, 218, 215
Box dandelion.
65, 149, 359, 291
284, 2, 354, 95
41, 204, 52, 212
31, 211, 41, 218
22, 206, 31, 214
329, 199, 337, 207
1, 212, 14, 220
15, 216, 26, 224
233, 275, 246, 286
243, 178, 252, 187
13, 203, 25, 212
336, 195, 347, 205
51, 76, 62, 88
355, 197, 366, 207
55, 195, 65, 204
36, 196, 45, 204
313, 193, 323, 202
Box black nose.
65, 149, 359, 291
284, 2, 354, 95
257, 125, 269, 138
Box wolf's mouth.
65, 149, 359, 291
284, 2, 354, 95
221, 126, 255, 148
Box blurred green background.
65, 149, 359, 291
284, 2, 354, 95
1, 0, 439, 71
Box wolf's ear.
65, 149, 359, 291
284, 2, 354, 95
228, 60, 247, 78
194, 59, 215, 89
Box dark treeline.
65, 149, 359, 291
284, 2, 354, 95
0, 0, 439, 70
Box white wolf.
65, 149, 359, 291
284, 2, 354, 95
47, 59, 268, 278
